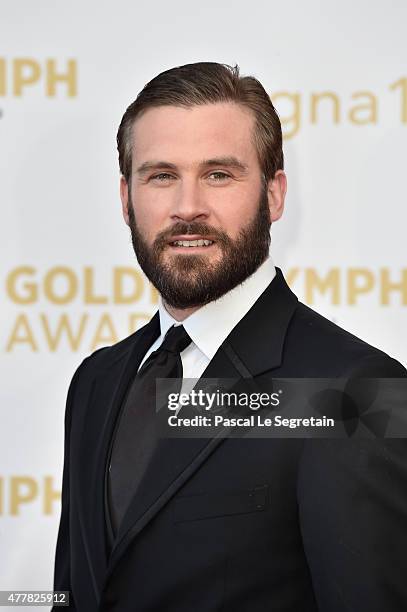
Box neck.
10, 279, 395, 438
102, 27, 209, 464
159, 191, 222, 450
162, 300, 203, 322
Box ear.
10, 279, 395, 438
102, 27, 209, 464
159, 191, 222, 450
120, 176, 130, 226
267, 170, 287, 222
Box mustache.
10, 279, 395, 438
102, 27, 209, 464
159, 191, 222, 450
153, 222, 230, 249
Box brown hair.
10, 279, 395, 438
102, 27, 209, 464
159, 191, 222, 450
117, 62, 283, 184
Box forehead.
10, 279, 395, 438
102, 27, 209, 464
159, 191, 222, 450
131, 102, 258, 167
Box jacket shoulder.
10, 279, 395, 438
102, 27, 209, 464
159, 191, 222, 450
75, 317, 156, 376
285, 301, 406, 377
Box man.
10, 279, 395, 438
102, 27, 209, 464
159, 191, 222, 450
53, 62, 407, 611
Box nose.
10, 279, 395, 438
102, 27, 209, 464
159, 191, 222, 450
170, 179, 209, 223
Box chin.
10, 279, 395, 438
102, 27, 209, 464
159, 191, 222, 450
163, 253, 211, 270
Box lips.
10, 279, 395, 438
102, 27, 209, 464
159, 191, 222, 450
167, 234, 216, 248
171, 239, 214, 247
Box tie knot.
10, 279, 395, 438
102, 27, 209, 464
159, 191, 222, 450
160, 325, 192, 355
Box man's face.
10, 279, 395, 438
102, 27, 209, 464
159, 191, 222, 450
121, 102, 286, 309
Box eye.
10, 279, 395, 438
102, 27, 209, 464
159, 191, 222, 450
208, 171, 231, 181
150, 172, 175, 182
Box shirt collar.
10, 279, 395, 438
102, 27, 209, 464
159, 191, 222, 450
157, 255, 276, 360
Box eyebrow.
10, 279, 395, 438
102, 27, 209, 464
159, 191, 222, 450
135, 156, 249, 176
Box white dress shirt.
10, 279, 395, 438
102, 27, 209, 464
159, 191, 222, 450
139, 256, 276, 391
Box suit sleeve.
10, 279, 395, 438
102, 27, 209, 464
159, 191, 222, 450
298, 354, 407, 612
52, 362, 85, 611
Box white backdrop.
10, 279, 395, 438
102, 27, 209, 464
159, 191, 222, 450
1, 0, 406, 607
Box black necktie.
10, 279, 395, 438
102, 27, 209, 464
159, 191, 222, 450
108, 324, 192, 535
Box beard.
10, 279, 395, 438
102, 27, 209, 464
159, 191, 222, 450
127, 184, 271, 309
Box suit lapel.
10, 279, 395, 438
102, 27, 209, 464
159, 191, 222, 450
104, 268, 299, 583
226, 267, 299, 377
76, 312, 160, 594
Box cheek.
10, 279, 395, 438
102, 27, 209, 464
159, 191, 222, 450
131, 193, 167, 240
213, 197, 258, 238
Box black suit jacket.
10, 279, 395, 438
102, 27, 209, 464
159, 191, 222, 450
53, 268, 407, 611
